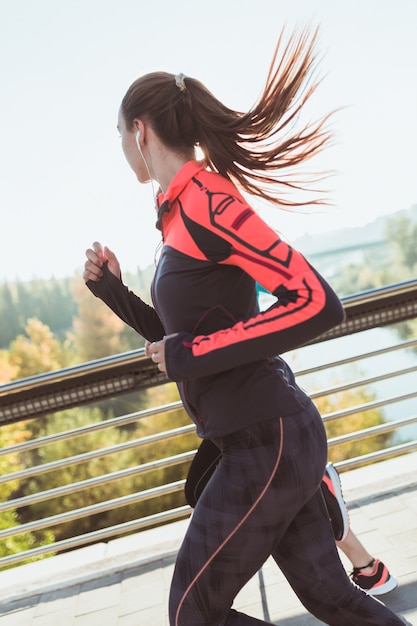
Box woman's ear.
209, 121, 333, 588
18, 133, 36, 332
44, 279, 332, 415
133, 119, 145, 140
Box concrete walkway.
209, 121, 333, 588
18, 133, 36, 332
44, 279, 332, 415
0, 453, 416, 625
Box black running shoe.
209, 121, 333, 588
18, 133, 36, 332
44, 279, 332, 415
320, 462, 350, 541
351, 558, 398, 596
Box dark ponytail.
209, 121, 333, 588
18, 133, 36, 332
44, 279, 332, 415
121, 26, 333, 208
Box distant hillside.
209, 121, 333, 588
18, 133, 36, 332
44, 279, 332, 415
293, 204, 417, 259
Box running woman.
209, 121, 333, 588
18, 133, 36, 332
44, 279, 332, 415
84, 27, 406, 626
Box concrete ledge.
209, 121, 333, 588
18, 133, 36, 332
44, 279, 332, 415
0, 519, 189, 604
340, 451, 417, 503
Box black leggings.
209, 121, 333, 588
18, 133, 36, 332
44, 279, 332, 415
169, 403, 404, 626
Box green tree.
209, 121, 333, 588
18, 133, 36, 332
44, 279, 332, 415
8, 318, 72, 379
13, 386, 197, 542
0, 319, 68, 566
383, 215, 417, 345
328, 213, 417, 297
0, 277, 78, 349
69, 277, 143, 363
385, 215, 417, 270
0, 407, 55, 569
0, 351, 17, 384
321, 390, 393, 462
0, 283, 20, 347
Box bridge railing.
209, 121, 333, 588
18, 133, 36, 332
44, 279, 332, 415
0, 280, 417, 569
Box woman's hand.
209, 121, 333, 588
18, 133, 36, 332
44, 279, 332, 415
83, 241, 121, 282
145, 334, 178, 373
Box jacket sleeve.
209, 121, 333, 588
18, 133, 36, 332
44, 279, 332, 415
86, 262, 165, 342
164, 198, 345, 381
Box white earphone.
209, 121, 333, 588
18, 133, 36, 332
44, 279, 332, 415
134, 128, 157, 204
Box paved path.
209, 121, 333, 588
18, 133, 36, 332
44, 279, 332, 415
0, 453, 416, 625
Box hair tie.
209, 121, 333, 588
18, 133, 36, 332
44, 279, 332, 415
175, 73, 187, 92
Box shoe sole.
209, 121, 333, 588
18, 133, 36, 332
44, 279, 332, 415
325, 462, 350, 542
367, 574, 398, 596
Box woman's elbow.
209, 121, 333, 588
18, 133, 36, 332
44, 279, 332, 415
328, 294, 345, 327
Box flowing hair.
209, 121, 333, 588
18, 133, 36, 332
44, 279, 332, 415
121, 26, 334, 208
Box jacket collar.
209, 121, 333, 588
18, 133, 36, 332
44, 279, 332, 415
156, 160, 207, 231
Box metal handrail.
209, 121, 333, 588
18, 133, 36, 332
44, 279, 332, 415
328, 414, 417, 445
296, 337, 417, 375
0, 279, 417, 569
0, 506, 191, 568
0, 401, 185, 456
0, 449, 196, 514
0, 480, 186, 539
321, 391, 417, 423
310, 364, 417, 398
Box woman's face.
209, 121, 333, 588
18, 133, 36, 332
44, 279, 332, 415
117, 110, 149, 183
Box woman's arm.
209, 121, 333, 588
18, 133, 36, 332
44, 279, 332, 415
84, 242, 165, 342
162, 197, 344, 380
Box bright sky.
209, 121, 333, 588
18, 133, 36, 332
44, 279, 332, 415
1, 0, 416, 282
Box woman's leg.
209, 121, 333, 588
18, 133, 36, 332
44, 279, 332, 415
272, 477, 404, 625
337, 528, 374, 567
269, 408, 404, 625
169, 402, 328, 626
169, 415, 309, 626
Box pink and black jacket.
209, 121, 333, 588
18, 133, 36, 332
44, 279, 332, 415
87, 160, 344, 438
